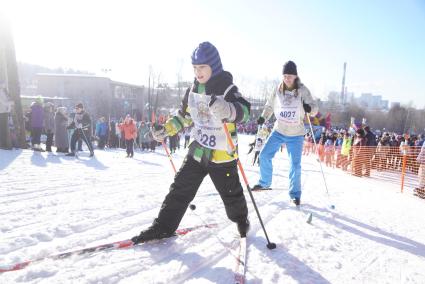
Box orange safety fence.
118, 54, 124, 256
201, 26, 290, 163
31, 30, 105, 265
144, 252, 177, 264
301, 142, 425, 198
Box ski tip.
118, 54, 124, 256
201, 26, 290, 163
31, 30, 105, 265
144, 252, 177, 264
0, 261, 31, 273
306, 213, 313, 224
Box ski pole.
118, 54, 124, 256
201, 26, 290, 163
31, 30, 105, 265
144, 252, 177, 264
222, 123, 276, 249
156, 126, 199, 210
80, 127, 94, 153
152, 120, 177, 174
162, 140, 177, 174
306, 115, 334, 209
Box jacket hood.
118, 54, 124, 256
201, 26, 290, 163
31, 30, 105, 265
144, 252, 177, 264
194, 71, 235, 95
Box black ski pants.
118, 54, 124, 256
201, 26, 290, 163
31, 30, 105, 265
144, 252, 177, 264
31, 127, 42, 146
184, 136, 190, 149
70, 128, 94, 153
155, 155, 248, 233
45, 130, 54, 151
98, 135, 107, 149
126, 138, 134, 157
253, 151, 260, 166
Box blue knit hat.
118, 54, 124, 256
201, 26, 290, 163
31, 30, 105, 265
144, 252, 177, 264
191, 42, 223, 78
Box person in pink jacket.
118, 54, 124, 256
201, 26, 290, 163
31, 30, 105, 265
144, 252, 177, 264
118, 115, 137, 157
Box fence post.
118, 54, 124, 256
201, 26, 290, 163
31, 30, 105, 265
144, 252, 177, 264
400, 146, 408, 193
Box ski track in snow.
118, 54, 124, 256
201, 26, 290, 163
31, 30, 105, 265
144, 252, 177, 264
1, 134, 425, 283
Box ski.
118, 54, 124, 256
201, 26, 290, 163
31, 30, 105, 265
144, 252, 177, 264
233, 237, 247, 284
0, 223, 218, 273
251, 187, 289, 192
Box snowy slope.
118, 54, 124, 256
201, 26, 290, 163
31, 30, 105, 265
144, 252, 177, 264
1, 134, 425, 283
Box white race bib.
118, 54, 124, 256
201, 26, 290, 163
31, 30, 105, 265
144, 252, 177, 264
254, 138, 264, 151
188, 90, 228, 150
275, 90, 302, 125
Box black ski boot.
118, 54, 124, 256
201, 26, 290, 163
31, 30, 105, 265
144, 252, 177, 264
66, 152, 75, 157
237, 219, 250, 238
131, 224, 174, 244
292, 198, 301, 206
252, 184, 271, 191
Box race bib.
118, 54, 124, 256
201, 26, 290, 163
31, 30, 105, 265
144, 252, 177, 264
254, 138, 264, 151
188, 90, 228, 150
275, 90, 302, 125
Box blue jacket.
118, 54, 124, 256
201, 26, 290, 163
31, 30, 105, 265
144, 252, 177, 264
96, 121, 108, 136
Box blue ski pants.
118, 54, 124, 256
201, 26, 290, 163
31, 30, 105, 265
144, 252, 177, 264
258, 130, 304, 199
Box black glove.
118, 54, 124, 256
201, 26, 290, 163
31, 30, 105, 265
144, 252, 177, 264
303, 102, 311, 113
257, 117, 265, 125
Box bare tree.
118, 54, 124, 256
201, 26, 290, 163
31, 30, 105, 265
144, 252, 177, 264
0, 17, 27, 148
176, 59, 183, 101
387, 105, 407, 133
153, 72, 161, 121
147, 65, 153, 121
365, 110, 387, 130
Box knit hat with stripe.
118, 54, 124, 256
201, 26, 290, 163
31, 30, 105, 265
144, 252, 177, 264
191, 42, 223, 78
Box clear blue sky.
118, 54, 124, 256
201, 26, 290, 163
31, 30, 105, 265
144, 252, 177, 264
4, 0, 425, 107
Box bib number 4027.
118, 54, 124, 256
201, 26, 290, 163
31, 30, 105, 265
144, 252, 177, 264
201, 134, 216, 147
280, 111, 296, 119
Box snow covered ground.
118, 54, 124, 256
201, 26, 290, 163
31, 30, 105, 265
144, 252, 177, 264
1, 134, 425, 283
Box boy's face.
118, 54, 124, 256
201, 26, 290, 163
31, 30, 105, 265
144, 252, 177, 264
193, 64, 212, 84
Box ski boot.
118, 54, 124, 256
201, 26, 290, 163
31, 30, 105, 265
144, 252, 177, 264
131, 224, 174, 244
237, 218, 250, 238
252, 184, 272, 191
292, 198, 301, 206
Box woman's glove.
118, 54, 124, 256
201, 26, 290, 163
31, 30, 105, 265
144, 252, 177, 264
303, 102, 311, 113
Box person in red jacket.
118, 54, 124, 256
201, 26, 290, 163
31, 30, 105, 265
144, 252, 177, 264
118, 115, 137, 158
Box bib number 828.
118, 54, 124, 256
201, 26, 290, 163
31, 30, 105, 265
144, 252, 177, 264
201, 134, 216, 147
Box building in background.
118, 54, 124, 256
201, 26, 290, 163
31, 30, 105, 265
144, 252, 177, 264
326, 90, 389, 111
35, 73, 146, 120
356, 93, 389, 110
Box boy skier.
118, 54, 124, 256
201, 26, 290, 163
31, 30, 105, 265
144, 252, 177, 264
66, 103, 94, 157
132, 42, 251, 243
